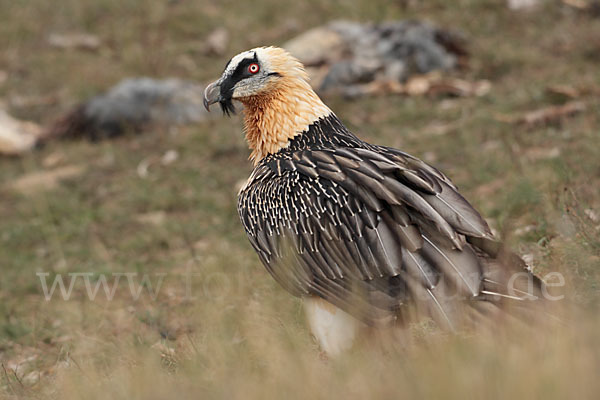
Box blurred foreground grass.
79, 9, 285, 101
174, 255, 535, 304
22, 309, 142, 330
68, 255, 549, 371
1, 0, 600, 398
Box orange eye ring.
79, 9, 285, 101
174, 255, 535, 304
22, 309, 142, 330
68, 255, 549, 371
248, 63, 260, 74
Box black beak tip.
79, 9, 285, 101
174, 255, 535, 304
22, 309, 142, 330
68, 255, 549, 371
203, 98, 211, 112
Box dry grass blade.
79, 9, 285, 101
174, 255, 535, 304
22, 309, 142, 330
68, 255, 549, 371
496, 101, 587, 127
520, 101, 586, 127
8, 165, 85, 195
47, 33, 101, 51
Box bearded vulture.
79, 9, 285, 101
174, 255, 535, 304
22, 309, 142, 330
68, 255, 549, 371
203, 47, 546, 355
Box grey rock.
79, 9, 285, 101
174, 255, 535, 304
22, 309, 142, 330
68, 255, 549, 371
285, 20, 466, 93
49, 78, 211, 140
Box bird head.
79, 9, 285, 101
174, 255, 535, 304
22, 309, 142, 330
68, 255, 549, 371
203, 46, 310, 115
204, 46, 331, 164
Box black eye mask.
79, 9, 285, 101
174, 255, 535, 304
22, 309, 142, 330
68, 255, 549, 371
219, 52, 259, 115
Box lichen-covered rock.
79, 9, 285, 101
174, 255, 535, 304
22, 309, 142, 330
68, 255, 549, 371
284, 20, 467, 93
47, 78, 211, 140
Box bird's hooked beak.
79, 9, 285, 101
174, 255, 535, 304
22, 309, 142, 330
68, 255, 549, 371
203, 78, 236, 115
203, 80, 221, 111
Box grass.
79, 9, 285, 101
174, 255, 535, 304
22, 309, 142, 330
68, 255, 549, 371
1, 0, 600, 398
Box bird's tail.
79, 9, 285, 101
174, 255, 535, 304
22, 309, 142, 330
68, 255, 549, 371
464, 236, 558, 331
392, 235, 556, 334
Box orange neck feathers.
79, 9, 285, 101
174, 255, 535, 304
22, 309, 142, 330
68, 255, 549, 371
240, 78, 331, 164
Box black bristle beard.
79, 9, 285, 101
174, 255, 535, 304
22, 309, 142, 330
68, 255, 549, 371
219, 99, 236, 116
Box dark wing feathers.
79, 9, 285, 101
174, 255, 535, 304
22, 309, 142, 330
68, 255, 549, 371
238, 144, 526, 326
423, 180, 494, 238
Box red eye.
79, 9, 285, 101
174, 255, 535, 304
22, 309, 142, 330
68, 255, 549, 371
248, 63, 259, 74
